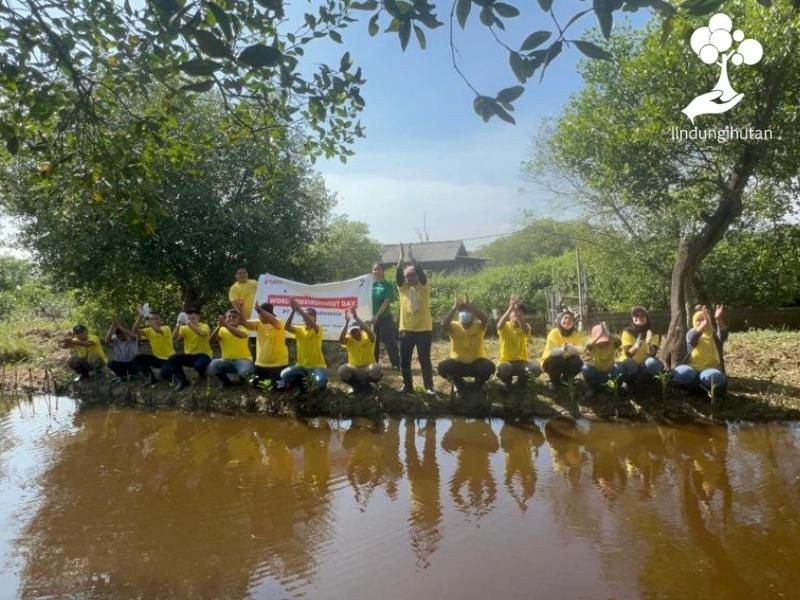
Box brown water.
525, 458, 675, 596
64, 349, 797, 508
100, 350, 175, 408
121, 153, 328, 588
1, 396, 799, 599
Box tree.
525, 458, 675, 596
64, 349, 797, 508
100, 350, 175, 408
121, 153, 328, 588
1, 95, 335, 309
528, 0, 800, 365
305, 216, 382, 282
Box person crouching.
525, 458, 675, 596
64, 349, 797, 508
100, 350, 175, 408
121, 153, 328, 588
337, 308, 382, 394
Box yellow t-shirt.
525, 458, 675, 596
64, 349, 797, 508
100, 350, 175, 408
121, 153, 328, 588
141, 326, 175, 360
294, 325, 326, 369
398, 282, 432, 332
618, 330, 661, 364
448, 321, 487, 363
218, 325, 252, 360
540, 328, 584, 362
250, 319, 289, 368
178, 323, 212, 357
342, 334, 375, 368
72, 334, 107, 363
228, 279, 259, 317
498, 322, 529, 362
688, 333, 722, 371
587, 340, 619, 373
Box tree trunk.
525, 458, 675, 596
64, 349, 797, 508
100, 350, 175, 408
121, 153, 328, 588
181, 287, 207, 311
660, 70, 783, 368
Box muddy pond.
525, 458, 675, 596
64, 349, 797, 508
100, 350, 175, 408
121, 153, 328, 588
1, 395, 798, 599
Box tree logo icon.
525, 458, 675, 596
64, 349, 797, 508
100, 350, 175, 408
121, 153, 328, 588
682, 13, 763, 124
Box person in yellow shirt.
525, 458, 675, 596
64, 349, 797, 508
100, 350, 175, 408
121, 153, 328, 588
396, 243, 435, 395
495, 295, 542, 392
337, 308, 381, 393
228, 266, 259, 319
242, 301, 289, 390
673, 304, 728, 393
437, 295, 495, 396
581, 323, 622, 396
541, 309, 584, 391
133, 309, 176, 385
167, 308, 213, 392
208, 308, 253, 387
59, 324, 107, 382
616, 306, 665, 387
280, 298, 328, 394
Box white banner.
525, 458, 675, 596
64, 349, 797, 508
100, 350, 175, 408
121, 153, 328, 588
252, 272, 374, 341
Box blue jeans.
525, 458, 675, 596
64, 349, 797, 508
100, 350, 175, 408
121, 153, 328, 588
618, 357, 665, 380
673, 364, 727, 391
168, 353, 212, 382
208, 358, 253, 383
581, 363, 622, 391
280, 366, 328, 391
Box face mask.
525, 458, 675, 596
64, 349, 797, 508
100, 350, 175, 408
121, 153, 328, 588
458, 311, 473, 325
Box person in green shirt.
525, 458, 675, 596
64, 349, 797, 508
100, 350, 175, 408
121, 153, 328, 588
371, 262, 400, 369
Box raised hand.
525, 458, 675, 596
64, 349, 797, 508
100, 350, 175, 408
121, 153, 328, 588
289, 298, 301, 311
714, 304, 726, 321
453, 292, 460, 309
345, 307, 354, 322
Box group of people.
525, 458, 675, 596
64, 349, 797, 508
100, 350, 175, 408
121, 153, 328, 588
60, 254, 730, 397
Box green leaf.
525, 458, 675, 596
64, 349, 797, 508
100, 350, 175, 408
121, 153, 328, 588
479, 6, 494, 26
180, 79, 215, 92
595, 8, 612, 39
456, 0, 472, 29
207, 2, 233, 40
573, 40, 613, 60
537, 0, 553, 10
238, 44, 282, 68
494, 104, 516, 124
509, 51, 527, 83
350, 0, 379, 9
178, 58, 223, 76
0, 122, 14, 141
473, 95, 494, 122
661, 14, 674, 43
497, 85, 524, 103
539, 40, 562, 81
340, 51, 351, 71
368, 13, 380, 36
456, 0, 472, 28
193, 30, 230, 58
414, 25, 426, 50
329, 30, 343, 43
520, 30, 551, 51
681, 0, 724, 16
399, 19, 411, 51
493, 3, 520, 17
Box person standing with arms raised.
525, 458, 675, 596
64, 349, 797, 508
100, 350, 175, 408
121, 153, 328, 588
371, 262, 400, 369
396, 243, 435, 395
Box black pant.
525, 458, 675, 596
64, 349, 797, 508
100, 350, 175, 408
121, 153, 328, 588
134, 354, 171, 380
438, 358, 496, 387
168, 353, 212, 382
542, 353, 583, 382
252, 365, 288, 389
109, 360, 138, 379
399, 330, 434, 391
373, 313, 400, 367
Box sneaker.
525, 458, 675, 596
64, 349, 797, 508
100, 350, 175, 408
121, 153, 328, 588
424, 387, 437, 396
397, 385, 413, 394
173, 379, 189, 392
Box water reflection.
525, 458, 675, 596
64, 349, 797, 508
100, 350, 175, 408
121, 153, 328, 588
1, 397, 799, 599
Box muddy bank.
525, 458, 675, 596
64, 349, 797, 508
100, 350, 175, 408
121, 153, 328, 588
34, 376, 797, 423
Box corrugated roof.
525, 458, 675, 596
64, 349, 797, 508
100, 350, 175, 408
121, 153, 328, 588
381, 240, 469, 264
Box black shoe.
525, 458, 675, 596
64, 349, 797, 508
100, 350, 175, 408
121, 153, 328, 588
173, 379, 189, 392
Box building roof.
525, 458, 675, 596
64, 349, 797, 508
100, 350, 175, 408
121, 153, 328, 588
380, 241, 488, 265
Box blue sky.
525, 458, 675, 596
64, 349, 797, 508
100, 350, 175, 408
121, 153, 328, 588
296, 1, 650, 248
